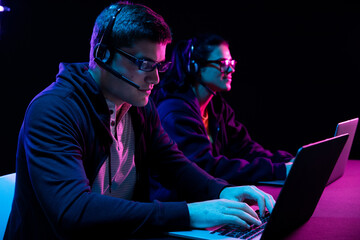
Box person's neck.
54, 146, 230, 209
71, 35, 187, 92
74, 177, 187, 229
192, 84, 214, 117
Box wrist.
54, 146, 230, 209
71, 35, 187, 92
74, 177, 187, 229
219, 185, 234, 199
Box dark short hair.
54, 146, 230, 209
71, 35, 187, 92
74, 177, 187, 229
89, 1, 172, 66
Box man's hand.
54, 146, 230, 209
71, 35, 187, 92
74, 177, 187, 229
187, 186, 275, 229
187, 199, 262, 229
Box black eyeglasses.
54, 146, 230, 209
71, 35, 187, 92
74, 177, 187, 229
115, 48, 171, 73
202, 58, 237, 73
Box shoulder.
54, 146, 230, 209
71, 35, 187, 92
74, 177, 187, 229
24, 84, 88, 133
157, 90, 200, 116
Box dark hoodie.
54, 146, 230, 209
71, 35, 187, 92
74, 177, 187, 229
4, 63, 229, 239
151, 87, 293, 200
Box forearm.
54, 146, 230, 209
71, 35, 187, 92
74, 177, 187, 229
59, 196, 190, 236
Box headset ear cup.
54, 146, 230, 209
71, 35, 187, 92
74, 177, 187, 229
186, 40, 199, 75
187, 60, 198, 75
187, 61, 192, 74
94, 43, 111, 63
192, 61, 198, 73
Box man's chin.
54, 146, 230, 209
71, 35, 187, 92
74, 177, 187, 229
132, 98, 149, 107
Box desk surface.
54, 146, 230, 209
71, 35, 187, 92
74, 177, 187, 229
258, 159, 360, 240
131, 160, 360, 240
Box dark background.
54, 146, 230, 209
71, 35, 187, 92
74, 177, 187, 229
1, 0, 359, 175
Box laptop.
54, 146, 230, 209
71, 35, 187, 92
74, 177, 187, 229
258, 117, 358, 186
327, 117, 358, 184
168, 134, 348, 240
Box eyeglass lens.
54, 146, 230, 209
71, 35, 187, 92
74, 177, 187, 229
140, 61, 170, 72
220, 60, 236, 73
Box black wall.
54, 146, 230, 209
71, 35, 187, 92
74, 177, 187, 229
1, 0, 359, 175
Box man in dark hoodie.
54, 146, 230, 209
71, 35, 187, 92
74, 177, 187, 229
5, 2, 275, 239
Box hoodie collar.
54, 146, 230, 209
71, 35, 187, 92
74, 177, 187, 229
56, 62, 112, 139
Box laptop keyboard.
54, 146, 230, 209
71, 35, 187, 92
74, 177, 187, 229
210, 210, 271, 239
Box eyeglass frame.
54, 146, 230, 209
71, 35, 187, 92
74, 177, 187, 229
200, 58, 237, 73
114, 48, 171, 73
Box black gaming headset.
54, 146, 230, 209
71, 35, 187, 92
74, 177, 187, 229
94, 7, 122, 63
186, 38, 199, 75
185, 38, 215, 95
93, 6, 140, 89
